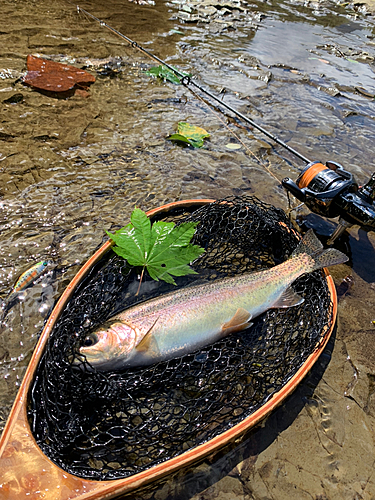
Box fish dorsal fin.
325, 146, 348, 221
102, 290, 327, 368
291, 229, 323, 258
222, 308, 252, 335
135, 318, 160, 354
272, 286, 304, 309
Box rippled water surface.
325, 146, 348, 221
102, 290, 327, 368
1, 0, 375, 497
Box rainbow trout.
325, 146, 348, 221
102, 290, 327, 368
78, 230, 347, 371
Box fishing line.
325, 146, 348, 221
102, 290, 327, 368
189, 86, 281, 184
75, 5, 311, 168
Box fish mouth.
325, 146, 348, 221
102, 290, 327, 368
69, 350, 86, 368
70, 348, 102, 371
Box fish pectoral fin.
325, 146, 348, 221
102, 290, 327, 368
222, 308, 252, 335
135, 317, 160, 354
272, 286, 304, 309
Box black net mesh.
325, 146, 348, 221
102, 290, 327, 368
28, 196, 333, 480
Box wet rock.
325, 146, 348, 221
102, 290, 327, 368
1, 80, 98, 148
338, 298, 375, 341
28, 33, 76, 50
296, 118, 336, 137
189, 332, 375, 500
0, 131, 16, 142
180, 150, 252, 200
1, 152, 40, 194
315, 42, 375, 61
0, 68, 23, 80
58, 222, 106, 264
2, 93, 24, 104
196, 476, 245, 499
169, 0, 252, 24
260, 391, 373, 498
355, 86, 375, 98
202, 5, 218, 15
319, 85, 341, 97
345, 331, 375, 377
237, 54, 260, 67
154, 480, 174, 500
0, 147, 71, 196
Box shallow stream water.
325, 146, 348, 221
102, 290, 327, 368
1, 0, 375, 498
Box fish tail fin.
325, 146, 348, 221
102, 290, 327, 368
291, 229, 348, 271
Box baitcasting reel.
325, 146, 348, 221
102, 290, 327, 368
282, 161, 375, 244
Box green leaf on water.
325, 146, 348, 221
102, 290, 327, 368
106, 208, 205, 292
169, 135, 204, 148
145, 65, 191, 85
168, 122, 210, 148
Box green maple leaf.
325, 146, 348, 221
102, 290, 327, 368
106, 208, 204, 291
145, 65, 191, 85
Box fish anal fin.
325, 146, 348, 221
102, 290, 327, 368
222, 308, 252, 335
272, 286, 304, 309
135, 318, 160, 354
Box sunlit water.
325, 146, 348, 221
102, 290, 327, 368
1, 0, 375, 497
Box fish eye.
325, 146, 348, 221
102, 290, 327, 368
42, 261, 48, 266
83, 334, 99, 347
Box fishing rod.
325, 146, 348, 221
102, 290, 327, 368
76, 5, 375, 243
77, 5, 310, 165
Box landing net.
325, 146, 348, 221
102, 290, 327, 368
28, 196, 333, 480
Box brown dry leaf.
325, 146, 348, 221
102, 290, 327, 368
23, 55, 95, 93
